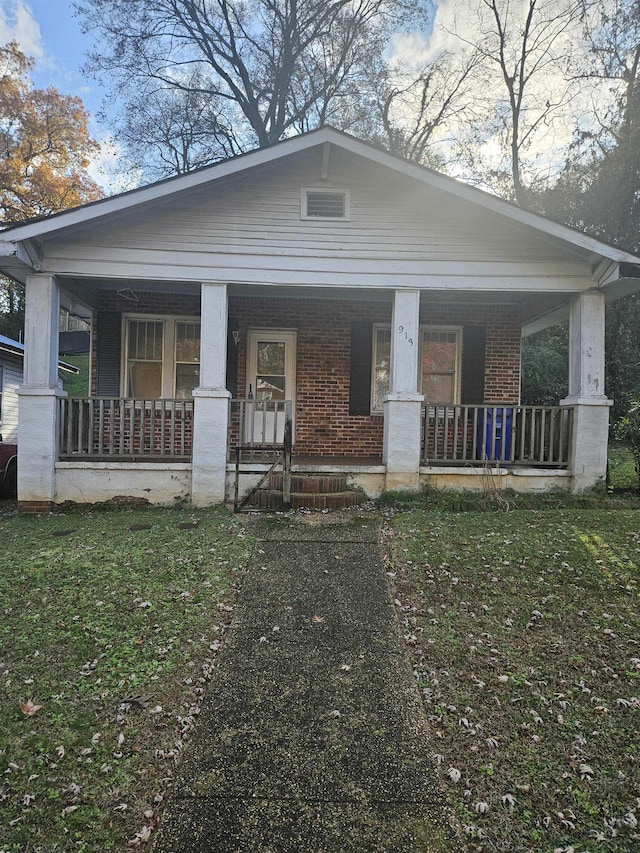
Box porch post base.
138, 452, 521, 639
383, 393, 423, 492
385, 470, 420, 491
17, 387, 65, 504
191, 387, 231, 506
560, 395, 612, 493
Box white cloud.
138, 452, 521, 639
386, 0, 615, 191
86, 133, 143, 196
0, 0, 43, 59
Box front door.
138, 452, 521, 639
246, 330, 296, 444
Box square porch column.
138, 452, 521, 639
383, 289, 424, 491
560, 290, 612, 492
191, 282, 231, 506
17, 273, 65, 510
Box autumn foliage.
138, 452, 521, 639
0, 41, 102, 226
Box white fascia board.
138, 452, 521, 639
521, 305, 570, 337
0, 239, 35, 269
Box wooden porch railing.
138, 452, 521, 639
57, 398, 193, 460
422, 404, 573, 468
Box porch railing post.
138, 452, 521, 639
283, 401, 292, 509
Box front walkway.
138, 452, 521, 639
153, 512, 458, 852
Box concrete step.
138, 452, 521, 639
269, 473, 348, 494
248, 489, 363, 511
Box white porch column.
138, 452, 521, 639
383, 289, 424, 490
191, 282, 231, 506
17, 273, 64, 508
560, 290, 612, 492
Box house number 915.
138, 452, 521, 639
398, 325, 414, 346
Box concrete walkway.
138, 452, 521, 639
153, 512, 457, 852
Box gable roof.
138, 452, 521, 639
2, 126, 640, 272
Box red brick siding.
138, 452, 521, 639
92, 290, 522, 457
19, 501, 54, 514
231, 296, 388, 456
418, 303, 521, 404
90, 291, 201, 397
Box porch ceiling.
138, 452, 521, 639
60, 278, 547, 310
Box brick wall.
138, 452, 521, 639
419, 303, 521, 404
230, 295, 389, 456
92, 289, 522, 457
91, 290, 201, 397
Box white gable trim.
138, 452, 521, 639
2, 126, 640, 271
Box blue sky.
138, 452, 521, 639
0, 0, 122, 188
1, 0, 102, 112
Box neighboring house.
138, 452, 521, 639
0, 335, 77, 497
59, 330, 90, 357
0, 334, 79, 445
0, 335, 23, 445
1, 127, 639, 511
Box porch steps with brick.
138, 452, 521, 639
247, 473, 363, 511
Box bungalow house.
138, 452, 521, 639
1, 127, 639, 511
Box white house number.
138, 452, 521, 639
397, 325, 414, 346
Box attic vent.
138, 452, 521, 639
302, 188, 350, 220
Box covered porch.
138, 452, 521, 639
21, 276, 607, 509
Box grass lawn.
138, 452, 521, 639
387, 506, 640, 852
608, 443, 638, 492
0, 505, 253, 852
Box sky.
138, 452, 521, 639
0, 0, 609, 196
0, 0, 123, 191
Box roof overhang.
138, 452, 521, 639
522, 262, 640, 336
2, 126, 640, 297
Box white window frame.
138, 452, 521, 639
300, 187, 351, 221
371, 324, 462, 414
0, 364, 3, 423
122, 315, 201, 399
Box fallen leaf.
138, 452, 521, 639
61, 805, 79, 818
19, 699, 43, 716
311, 615, 324, 623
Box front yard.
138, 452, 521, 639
1, 498, 639, 852
0, 506, 253, 851
387, 506, 640, 852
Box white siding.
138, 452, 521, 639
0, 354, 22, 443
41, 148, 590, 292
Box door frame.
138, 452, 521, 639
246, 328, 297, 436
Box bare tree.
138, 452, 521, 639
75, 0, 420, 177
569, 0, 640, 245
113, 83, 239, 178
446, 0, 580, 206
376, 50, 481, 168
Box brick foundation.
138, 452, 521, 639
19, 501, 55, 514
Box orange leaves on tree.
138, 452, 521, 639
0, 41, 103, 226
